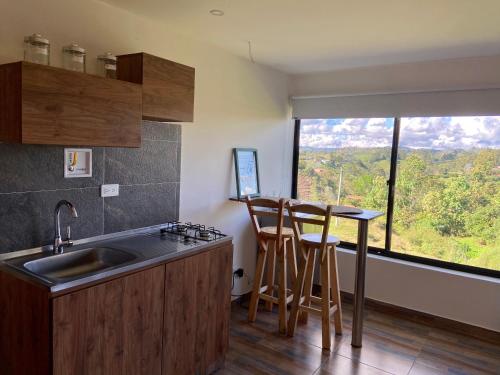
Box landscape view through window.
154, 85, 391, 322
297, 116, 499, 271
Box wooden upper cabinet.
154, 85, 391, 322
0, 61, 142, 147
117, 53, 195, 123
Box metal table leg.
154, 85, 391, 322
351, 220, 369, 347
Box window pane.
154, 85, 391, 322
297, 118, 393, 248
393, 116, 500, 271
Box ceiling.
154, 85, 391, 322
101, 0, 500, 74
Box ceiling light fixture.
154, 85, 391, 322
209, 9, 224, 16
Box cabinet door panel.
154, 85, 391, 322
117, 53, 195, 123
206, 244, 233, 373
52, 266, 164, 375
0, 271, 50, 375
0, 61, 142, 147
22, 62, 142, 147
162, 244, 233, 375
162, 251, 208, 375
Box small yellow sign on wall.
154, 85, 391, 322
64, 148, 92, 178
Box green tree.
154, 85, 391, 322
363, 175, 387, 211
470, 149, 496, 181
464, 150, 499, 243
394, 154, 427, 227
353, 174, 373, 195
465, 203, 499, 243
422, 176, 471, 236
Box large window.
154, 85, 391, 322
294, 116, 500, 276
297, 118, 393, 248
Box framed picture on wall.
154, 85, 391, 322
233, 148, 261, 199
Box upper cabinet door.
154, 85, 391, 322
0, 61, 142, 147
117, 53, 195, 123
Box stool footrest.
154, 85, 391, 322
258, 292, 294, 305
298, 305, 322, 315
260, 284, 294, 295
329, 304, 338, 316
298, 300, 338, 316
310, 296, 322, 305
259, 293, 278, 304
259, 285, 272, 294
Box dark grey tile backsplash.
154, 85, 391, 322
0, 145, 105, 193
0, 121, 181, 252
104, 183, 177, 233
104, 140, 180, 185
0, 188, 104, 250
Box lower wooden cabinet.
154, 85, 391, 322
52, 265, 165, 375
163, 244, 233, 374
0, 242, 233, 375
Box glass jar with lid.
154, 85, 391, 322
24, 34, 50, 65
62, 43, 86, 73
97, 52, 117, 79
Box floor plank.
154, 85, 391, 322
218, 300, 500, 375
316, 353, 392, 374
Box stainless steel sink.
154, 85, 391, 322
21, 247, 137, 283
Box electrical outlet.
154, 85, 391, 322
233, 268, 244, 278
101, 184, 119, 197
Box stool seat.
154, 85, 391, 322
261, 226, 295, 238
301, 233, 340, 246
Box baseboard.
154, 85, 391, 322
233, 288, 500, 344
337, 289, 500, 345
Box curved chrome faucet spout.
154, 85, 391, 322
53, 200, 78, 254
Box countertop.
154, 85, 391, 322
0, 224, 233, 295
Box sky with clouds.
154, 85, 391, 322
300, 117, 500, 150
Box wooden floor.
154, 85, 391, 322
216, 300, 500, 375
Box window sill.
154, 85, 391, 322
337, 246, 500, 283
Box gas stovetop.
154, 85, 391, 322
156, 221, 227, 245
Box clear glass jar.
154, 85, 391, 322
62, 43, 86, 73
97, 52, 117, 79
23, 34, 50, 65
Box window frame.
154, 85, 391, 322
291, 118, 500, 278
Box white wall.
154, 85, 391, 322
290, 57, 500, 332
337, 250, 500, 332
0, 0, 293, 295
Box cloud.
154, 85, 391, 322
300, 117, 500, 149
300, 118, 393, 148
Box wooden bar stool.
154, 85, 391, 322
246, 197, 297, 334
286, 202, 343, 350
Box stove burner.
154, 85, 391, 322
160, 221, 227, 243
174, 224, 187, 233
198, 230, 211, 238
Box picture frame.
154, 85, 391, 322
233, 148, 261, 199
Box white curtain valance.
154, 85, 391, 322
291, 89, 500, 119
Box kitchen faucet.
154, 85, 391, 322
53, 200, 78, 254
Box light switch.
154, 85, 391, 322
64, 148, 92, 178
101, 184, 119, 197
